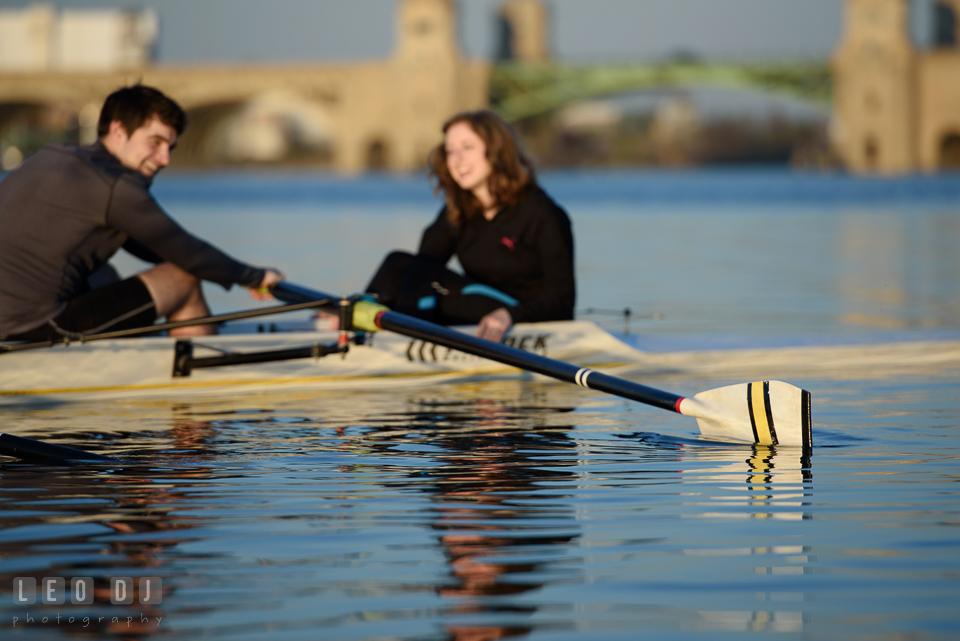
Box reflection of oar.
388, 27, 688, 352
274, 283, 812, 450
0, 433, 118, 462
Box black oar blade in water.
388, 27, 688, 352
0, 433, 118, 462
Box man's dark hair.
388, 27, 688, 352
97, 85, 187, 138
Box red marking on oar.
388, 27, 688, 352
375, 311, 387, 329
674, 397, 685, 414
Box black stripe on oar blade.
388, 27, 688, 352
801, 389, 812, 452
763, 381, 779, 446
0, 433, 117, 462
746, 382, 760, 443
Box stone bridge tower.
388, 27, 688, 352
392, 0, 461, 170
833, 0, 960, 172
497, 0, 550, 62
919, 0, 960, 169
833, 0, 916, 173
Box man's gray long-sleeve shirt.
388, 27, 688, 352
0, 142, 264, 336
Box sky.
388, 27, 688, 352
0, 0, 940, 64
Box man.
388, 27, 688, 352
0, 85, 283, 342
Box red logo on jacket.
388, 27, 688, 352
501, 236, 516, 250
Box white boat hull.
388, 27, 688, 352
0, 321, 645, 405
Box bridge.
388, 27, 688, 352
0, 0, 488, 173
0, 61, 487, 172
0, 59, 830, 169
490, 61, 832, 123
0, 0, 839, 172
6, 0, 958, 174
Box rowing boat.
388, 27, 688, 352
11, 282, 953, 454
7, 276, 960, 454
0, 319, 645, 405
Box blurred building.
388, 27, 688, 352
497, 0, 550, 62
833, 0, 960, 173
0, 4, 157, 72
0, 0, 488, 172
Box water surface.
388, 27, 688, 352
2, 169, 959, 639
128, 168, 960, 337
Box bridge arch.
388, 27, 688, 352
864, 134, 880, 170
365, 137, 392, 171
940, 132, 960, 168
0, 102, 45, 137
935, 2, 958, 47
0, 102, 78, 170
174, 91, 336, 167
173, 101, 246, 166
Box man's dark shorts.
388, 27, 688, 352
7, 277, 157, 342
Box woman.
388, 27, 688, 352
366, 110, 574, 341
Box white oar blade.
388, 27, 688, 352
677, 380, 812, 449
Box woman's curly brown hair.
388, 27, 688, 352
428, 110, 536, 227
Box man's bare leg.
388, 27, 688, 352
137, 263, 216, 336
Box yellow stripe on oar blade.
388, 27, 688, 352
747, 381, 778, 445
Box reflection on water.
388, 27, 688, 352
0, 462, 200, 637
2, 375, 957, 639
1, 385, 586, 639
343, 400, 580, 640
836, 210, 960, 329
681, 444, 811, 520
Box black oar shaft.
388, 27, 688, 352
274, 282, 684, 413
583, 370, 683, 413
96, 298, 334, 339
0, 433, 117, 462
376, 311, 683, 413
2, 297, 334, 353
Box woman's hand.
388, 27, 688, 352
248, 269, 285, 300
476, 307, 513, 342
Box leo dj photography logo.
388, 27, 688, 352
14, 577, 162, 605
12, 577, 164, 629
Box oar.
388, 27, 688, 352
1, 296, 335, 353
0, 433, 119, 462
274, 283, 812, 450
